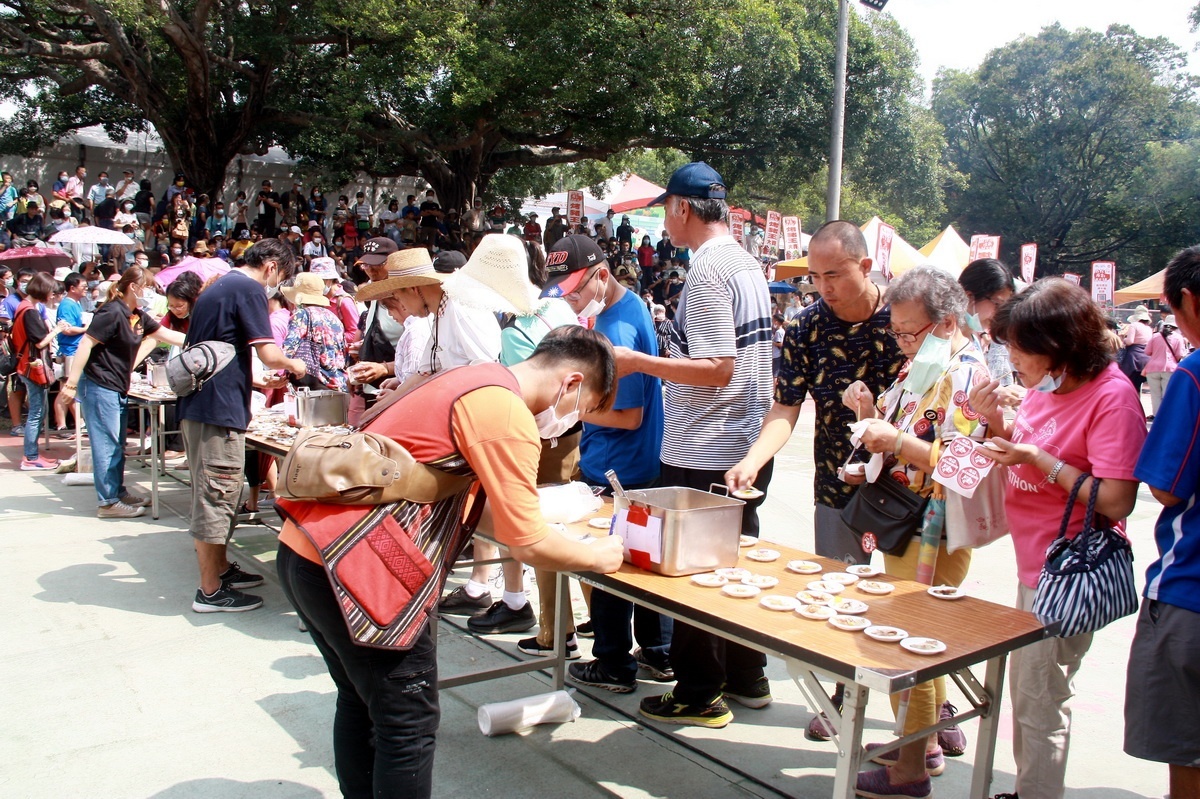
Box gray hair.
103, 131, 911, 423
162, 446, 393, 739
885, 264, 967, 326
672, 196, 729, 225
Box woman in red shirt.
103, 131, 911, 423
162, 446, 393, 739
637, 235, 655, 268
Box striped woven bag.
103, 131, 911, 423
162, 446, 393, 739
1032, 473, 1138, 638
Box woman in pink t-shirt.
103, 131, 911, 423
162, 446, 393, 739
1142, 314, 1189, 419
971, 278, 1146, 799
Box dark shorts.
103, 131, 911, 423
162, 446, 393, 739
1124, 599, 1200, 767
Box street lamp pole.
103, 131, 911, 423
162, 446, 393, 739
825, 0, 850, 223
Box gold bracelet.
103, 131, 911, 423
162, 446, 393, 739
893, 429, 904, 454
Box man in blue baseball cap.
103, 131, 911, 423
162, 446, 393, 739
616, 162, 776, 728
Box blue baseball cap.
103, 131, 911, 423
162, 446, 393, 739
649, 161, 727, 206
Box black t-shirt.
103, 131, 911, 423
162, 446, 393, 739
616, 223, 633, 245
94, 198, 118, 227
133, 189, 153, 215
83, 300, 161, 394
8, 213, 43, 238
257, 191, 280, 227
16, 302, 49, 362
177, 271, 273, 431
419, 200, 441, 228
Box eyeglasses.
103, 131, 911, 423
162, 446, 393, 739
885, 320, 935, 343
563, 268, 600, 300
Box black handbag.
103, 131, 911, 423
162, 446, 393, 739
841, 470, 929, 557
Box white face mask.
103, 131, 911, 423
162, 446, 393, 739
1030, 370, 1064, 393
578, 273, 607, 319
534, 381, 581, 440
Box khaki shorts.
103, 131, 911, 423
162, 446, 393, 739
182, 419, 244, 544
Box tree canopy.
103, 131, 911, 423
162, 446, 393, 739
932, 23, 1198, 280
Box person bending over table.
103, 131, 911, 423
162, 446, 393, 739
275, 326, 625, 799
839, 266, 989, 799
59, 267, 185, 518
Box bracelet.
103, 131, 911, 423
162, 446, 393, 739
64, 383, 76, 390
1046, 459, 1066, 484
893, 430, 904, 455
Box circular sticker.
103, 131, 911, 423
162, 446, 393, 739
957, 466, 981, 491
937, 457, 960, 478
948, 437, 974, 458
861, 532, 878, 554
969, 450, 992, 469
913, 418, 931, 437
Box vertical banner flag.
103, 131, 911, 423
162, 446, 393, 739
969, 234, 1001, 261
1063, 273, 1082, 286
782, 216, 802, 260
729, 210, 745, 244
566, 190, 584, 228
765, 211, 782, 257
876, 222, 896, 280
1091, 261, 1116, 308
1020, 243, 1038, 283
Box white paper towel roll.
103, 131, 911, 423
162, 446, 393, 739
477, 690, 581, 737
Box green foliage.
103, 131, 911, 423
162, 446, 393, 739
933, 23, 1198, 281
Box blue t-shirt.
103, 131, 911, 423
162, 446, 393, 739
177, 270, 274, 431
1134, 350, 1200, 614
56, 296, 83, 355
580, 290, 663, 486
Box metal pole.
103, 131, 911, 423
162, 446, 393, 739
826, 0, 850, 222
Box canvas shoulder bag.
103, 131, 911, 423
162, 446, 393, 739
1031, 473, 1138, 638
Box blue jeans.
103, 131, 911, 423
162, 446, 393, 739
78, 376, 128, 507
278, 543, 439, 799
17, 374, 46, 460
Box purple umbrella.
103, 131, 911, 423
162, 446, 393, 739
0, 245, 73, 274
155, 257, 231, 289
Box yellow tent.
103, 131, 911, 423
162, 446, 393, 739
910, 226, 972, 276
774, 217, 921, 280
1114, 269, 1165, 305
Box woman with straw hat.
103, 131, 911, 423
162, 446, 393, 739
281, 272, 348, 391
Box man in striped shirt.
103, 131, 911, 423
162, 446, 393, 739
613, 162, 775, 728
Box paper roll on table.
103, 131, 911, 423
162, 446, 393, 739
477, 690, 582, 736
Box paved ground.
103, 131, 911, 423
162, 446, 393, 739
0, 400, 1170, 799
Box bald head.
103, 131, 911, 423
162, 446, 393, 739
811, 220, 868, 261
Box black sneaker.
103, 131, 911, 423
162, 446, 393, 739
220, 561, 264, 590
575, 620, 594, 637
438, 585, 493, 616
467, 600, 536, 634
723, 676, 773, 709
634, 647, 674, 681
192, 585, 263, 613
568, 659, 636, 693
517, 634, 581, 660
639, 691, 733, 728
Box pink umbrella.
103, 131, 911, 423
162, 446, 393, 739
155, 256, 231, 289
0, 245, 73, 274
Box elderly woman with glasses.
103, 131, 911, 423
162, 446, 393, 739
58, 266, 186, 518
840, 265, 991, 798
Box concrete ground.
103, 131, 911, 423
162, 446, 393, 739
0, 400, 1169, 799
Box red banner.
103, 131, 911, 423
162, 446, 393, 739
1091, 261, 1116, 308
1019, 243, 1037, 283
765, 211, 782, 256
567, 190, 584, 228
729, 210, 745, 244
782, 216, 802, 260
876, 222, 896, 280
969, 234, 1001, 261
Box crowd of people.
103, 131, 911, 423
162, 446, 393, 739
4, 158, 1199, 799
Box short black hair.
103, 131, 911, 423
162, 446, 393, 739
527, 326, 617, 413
244, 237, 298, 280
810, 220, 868, 261
959, 258, 1015, 302
63, 272, 84, 291
1164, 245, 1200, 312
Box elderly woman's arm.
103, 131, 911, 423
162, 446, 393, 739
982, 439, 1139, 519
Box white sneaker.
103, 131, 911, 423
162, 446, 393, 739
98, 501, 146, 519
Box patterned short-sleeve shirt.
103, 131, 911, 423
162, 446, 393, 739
776, 298, 905, 509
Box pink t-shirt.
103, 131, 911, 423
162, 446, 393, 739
1143, 330, 1188, 374
1005, 361, 1146, 588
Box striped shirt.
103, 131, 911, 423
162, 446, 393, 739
661, 235, 773, 470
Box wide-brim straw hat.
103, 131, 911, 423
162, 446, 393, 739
1132, 304, 1151, 323
281, 272, 329, 307
441, 234, 540, 315
355, 248, 442, 302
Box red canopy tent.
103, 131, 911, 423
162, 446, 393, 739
730, 207, 767, 225
607, 175, 668, 213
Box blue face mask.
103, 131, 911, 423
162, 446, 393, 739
1030, 370, 1063, 393
965, 312, 984, 334
901, 331, 951, 395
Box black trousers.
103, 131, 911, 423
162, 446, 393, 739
658, 459, 774, 703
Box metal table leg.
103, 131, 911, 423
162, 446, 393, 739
970, 655, 1007, 798
149, 402, 161, 519
550, 570, 570, 690
831, 682, 869, 799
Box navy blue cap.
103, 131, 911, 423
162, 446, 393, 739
649, 161, 727, 206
